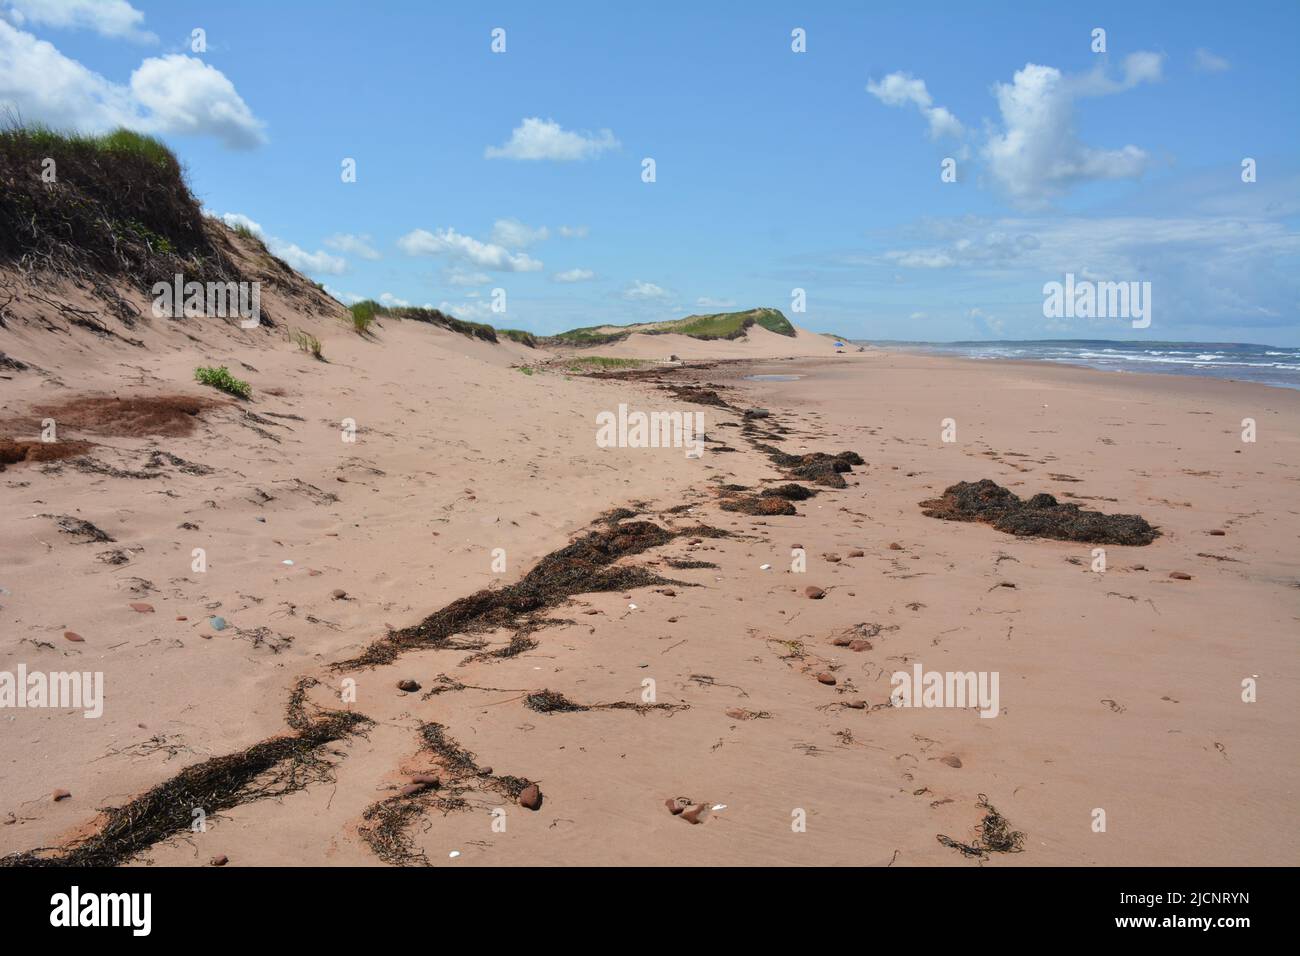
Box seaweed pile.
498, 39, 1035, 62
920, 479, 1158, 546
937, 793, 1026, 861
336, 519, 728, 669
524, 689, 685, 715
753, 443, 865, 489
2, 680, 368, 868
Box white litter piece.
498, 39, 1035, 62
448, 850, 461, 859
712, 804, 727, 811
282, 559, 294, 566
760, 564, 771, 571
628, 603, 637, 610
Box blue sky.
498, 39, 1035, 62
2, 0, 1297, 343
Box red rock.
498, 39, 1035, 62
518, 783, 542, 810
210, 855, 228, 866
805, 586, 826, 600
129, 602, 154, 613
667, 617, 678, 623
848, 639, 871, 652
848, 549, 865, 557
410, 774, 440, 786
725, 708, 748, 720
791, 543, 803, 550
665, 798, 686, 815
680, 804, 709, 825
824, 554, 841, 563
396, 679, 420, 692
1169, 572, 1193, 581
843, 700, 867, 710
830, 635, 852, 647
659, 588, 676, 597
1208, 530, 1226, 536
52, 789, 71, 802
888, 542, 903, 551
63, 632, 84, 643
940, 754, 963, 768
175, 616, 187, 621
816, 672, 837, 685
398, 783, 425, 797
331, 589, 347, 600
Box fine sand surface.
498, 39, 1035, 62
2, 309, 1297, 865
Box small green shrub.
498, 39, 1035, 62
194, 365, 251, 399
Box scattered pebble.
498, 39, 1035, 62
210, 616, 227, 631
805, 586, 825, 600
397, 679, 420, 692
331, 589, 347, 600
888, 542, 903, 551
940, 755, 963, 769
816, 672, 837, 685
843, 700, 867, 710
210, 854, 229, 866
848, 549, 865, 557
410, 774, 440, 786
848, 639, 871, 652
1169, 572, 1193, 581
52, 789, 71, 802
129, 602, 154, 613
63, 631, 84, 643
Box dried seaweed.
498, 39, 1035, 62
920, 479, 1159, 545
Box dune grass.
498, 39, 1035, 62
0, 117, 240, 291
291, 329, 324, 360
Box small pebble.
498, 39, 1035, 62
518, 783, 542, 810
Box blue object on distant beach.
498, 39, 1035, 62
834, 341, 845, 347
210, 616, 227, 631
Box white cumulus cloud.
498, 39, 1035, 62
623, 280, 670, 301
0, 21, 265, 148
866, 72, 964, 139
485, 117, 619, 161
554, 268, 595, 283
397, 227, 542, 272
982, 60, 1158, 207
2, 0, 155, 43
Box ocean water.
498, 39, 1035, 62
872, 340, 1300, 390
